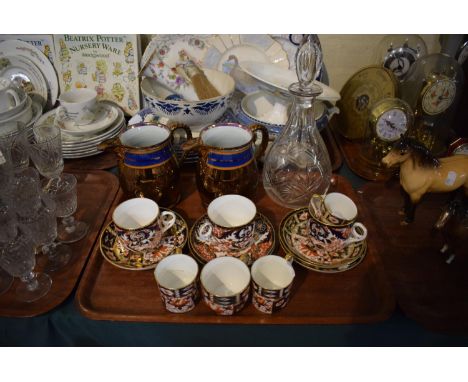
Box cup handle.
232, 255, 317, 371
284, 252, 295, 266
309, 194, 325, 218
160, 211, 176, 233
97, 136, 122, 154
343, 222, 367, 246
249, 124, 269, 160
181, 137, 201, 153
239, 252, 252, 266
169, 123, 193, 164
198, 222, 212, 241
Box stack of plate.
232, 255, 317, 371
0, 39, 59, 111
34, 101, 124, 159
279, 208, 367, 273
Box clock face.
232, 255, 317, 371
375, 108, 408, 142
383, 47, 418, 78
421, 79, 456, 115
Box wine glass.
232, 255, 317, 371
27, 123, 64, 181
0, 224, 52, 302
0, 121, 30, 173
42, 173, 88, 243
11, 167, 42, 217
14, 168, 72, 272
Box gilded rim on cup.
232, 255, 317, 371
308, 193, 358, 228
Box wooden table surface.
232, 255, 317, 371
361, 181, 468, 334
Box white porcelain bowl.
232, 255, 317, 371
141, 68, 235, 130
240, 91, 337, 132
0, 96, 33, 125
238, 60, 341, 103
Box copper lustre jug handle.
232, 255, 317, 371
97, 136, 122, 155
168, 123, 193, 164
249, 124, 269, 160
181, 137, 202, 154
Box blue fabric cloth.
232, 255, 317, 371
1, 294, 468, 346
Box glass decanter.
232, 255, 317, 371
263, 35, 332, 209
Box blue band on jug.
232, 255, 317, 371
207, 148, 253, 169
124, 146, 172, 167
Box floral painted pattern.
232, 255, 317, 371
252, 290, 290, 314
201, 285, 249, 315
190, 213, 276, 266
158, 283, 199, 314
252, 281, 293, 314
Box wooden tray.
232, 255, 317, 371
330, 119, 394, 181
76, 173, 395, 324
0, 171, 120, 317
64, 151, 118, 172
322, 125, 343, 172
360, 181, 468, 333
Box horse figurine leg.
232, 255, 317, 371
399, 190, 418, 224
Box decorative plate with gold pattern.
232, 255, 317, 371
337, 65, 398, 140
291, 247, 366, 273
279, 208, 367, 271
100, 208, 188, 271
189, 212, 276, 266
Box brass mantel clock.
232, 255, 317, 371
337, 66, 398, 140
361, 98, 414, 178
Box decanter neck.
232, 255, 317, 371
285, 94, 317, 129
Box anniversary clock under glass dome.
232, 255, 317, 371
375, 35, 427, 80
360, 97, 414, 179
399, 53, 465, 155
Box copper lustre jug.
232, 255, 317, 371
182, 122, 268, 206
98, 122, 191, 207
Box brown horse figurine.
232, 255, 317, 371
382, 137, 468, 223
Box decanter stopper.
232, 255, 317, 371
291, 35, 323, 97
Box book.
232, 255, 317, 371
53, 34, 141, 115
0, 34, 55, 65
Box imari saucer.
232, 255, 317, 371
279, 208, 367, 270
189, 212, 276, 265
291, 246, 366, 273
100, 209, 188, 271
